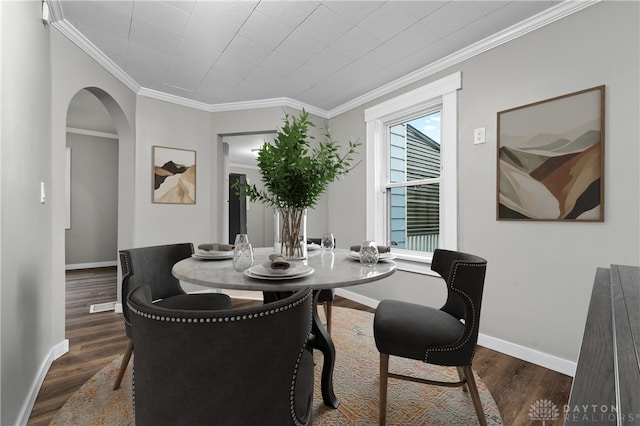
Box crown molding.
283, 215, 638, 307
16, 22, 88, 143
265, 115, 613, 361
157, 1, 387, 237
50, 12, 330, 118
137, 87, 214, 112
51, 0, 597, 120
46, 0, 64, 24
327, 0, 600, 118
207, 97, 329, 119
136, 89, 330, 118
51, 19, 140, 94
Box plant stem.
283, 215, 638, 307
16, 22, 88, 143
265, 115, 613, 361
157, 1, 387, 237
279, 207, 305, 258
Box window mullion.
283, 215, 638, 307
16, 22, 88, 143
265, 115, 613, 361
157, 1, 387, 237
385, 178, 440, 189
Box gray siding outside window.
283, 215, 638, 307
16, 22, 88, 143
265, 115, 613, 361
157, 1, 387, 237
389, 122, 440, 251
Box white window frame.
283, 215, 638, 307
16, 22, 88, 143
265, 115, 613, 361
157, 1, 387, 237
364, 72, 461, 269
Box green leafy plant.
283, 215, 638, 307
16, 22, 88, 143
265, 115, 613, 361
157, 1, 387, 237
239, 110, 360, 209
234, 110, 360, 258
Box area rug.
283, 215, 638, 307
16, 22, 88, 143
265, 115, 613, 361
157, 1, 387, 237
51, 307, 502, 425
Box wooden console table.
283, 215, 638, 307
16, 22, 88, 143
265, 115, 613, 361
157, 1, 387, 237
566, 265, 640, 425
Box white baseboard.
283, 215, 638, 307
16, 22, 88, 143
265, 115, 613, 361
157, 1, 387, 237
18, 339, 69, 426
477, 334, 576, 377
335, 289, 576, 377
65, 261, 117, 270
53, 339, 69, 360
335, 288, 379, 309
115, 302, 123, 313
224, 289, 263, 300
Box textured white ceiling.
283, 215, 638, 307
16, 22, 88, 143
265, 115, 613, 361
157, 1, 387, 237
56, 0, 564, 113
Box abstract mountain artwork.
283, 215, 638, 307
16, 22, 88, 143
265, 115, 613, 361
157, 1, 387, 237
497, 86, 605, 221
152, 146, 196, 204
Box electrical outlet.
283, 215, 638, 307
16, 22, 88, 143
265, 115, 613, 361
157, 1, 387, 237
473, 127, 486, 144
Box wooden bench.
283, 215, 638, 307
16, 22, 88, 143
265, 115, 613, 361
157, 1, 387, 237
566, 265, 640, 425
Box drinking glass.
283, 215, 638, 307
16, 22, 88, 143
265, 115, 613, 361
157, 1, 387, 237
321, 233, 335, 250
359, 241, 379, 267
232, 234, 254, 272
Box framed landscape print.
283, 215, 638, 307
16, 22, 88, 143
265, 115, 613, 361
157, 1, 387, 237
497, 85, 605, 221
152, 146, 196, 204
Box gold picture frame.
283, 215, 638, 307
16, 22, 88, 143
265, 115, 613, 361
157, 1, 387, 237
497, 85, 605, 221
152, 146, 196, 204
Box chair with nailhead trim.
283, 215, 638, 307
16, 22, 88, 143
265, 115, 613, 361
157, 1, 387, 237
128, 285, 314, 426
112, 243, 233, 390
373, 249, 488, 426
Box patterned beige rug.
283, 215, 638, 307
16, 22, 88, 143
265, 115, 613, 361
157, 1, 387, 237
51, 307, 502, 425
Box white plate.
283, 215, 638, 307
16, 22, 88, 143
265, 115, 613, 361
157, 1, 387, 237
192, 252, 233, 260
196, 249, 233, 256
244, 266, 314, 281
347, 252, 397, 262
249, 263, 313, 277
307, 243, 321, 251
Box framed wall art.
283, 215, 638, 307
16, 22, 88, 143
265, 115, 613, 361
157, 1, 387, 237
497, 85, 605, 221
152, 146, 196, 204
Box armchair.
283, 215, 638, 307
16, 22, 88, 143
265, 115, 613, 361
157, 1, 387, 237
128, 285, 314, 426
113, 242, 232, 390
373, 248, 488, 425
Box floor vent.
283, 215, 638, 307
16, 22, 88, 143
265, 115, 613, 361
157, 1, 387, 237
89, 301, 116, 314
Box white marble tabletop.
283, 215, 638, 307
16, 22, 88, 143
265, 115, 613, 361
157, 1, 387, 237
172, 247, 397, 292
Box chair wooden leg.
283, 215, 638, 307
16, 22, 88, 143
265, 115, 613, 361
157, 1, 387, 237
456, 366, 469, 392
113, 338, 133, 390
462, 365, 487, 426
379, 353, 389, 426
324, 301, 333, 334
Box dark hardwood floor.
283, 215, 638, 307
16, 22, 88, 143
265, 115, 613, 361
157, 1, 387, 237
28, 267, 571, 425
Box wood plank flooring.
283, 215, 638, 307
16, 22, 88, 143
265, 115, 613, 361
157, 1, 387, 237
28, 267, 572, 425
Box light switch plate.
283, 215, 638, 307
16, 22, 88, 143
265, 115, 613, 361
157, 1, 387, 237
474, 127, 486, 144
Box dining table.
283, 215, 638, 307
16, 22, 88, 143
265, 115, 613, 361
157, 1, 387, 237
172, 246, 397, 408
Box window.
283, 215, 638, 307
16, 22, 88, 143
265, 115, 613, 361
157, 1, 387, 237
364, 72, 461, 265
388, 113, 441, 252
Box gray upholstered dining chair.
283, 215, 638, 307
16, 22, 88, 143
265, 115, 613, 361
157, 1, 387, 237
373, 249, 488, 426
128, 285, 315, 426
113, 242, 232, 390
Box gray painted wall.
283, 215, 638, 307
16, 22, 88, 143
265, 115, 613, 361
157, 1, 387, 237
327, 1, 640, 368
65, 134, 118, 265
1, 2, 54, 424
67, 89, 117, 134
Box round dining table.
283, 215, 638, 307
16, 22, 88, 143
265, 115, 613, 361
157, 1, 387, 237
172, 247, 397, 408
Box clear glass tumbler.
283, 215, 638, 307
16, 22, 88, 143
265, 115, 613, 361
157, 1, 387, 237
232, 234, 254, 272
359, 240, 379, 267
321, 233, 335, 250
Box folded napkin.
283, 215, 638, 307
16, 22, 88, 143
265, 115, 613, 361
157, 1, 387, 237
350, 244, 391, 254
198, 243, 234, 252
268, 254, 291, 270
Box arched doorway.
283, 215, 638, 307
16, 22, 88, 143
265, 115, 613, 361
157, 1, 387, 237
65, 89, 118, 270
64, 87, 134, 313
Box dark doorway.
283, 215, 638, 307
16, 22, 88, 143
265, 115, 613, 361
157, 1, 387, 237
229, 173, 247, 242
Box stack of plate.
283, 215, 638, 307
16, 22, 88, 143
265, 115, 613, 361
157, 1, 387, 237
244, 263, 314, 280
192, 250, 234, 260
307, 243, 321, 251
347, 252, 397, 262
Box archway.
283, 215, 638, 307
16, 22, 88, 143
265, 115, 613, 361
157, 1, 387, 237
64, 87, 134, 312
